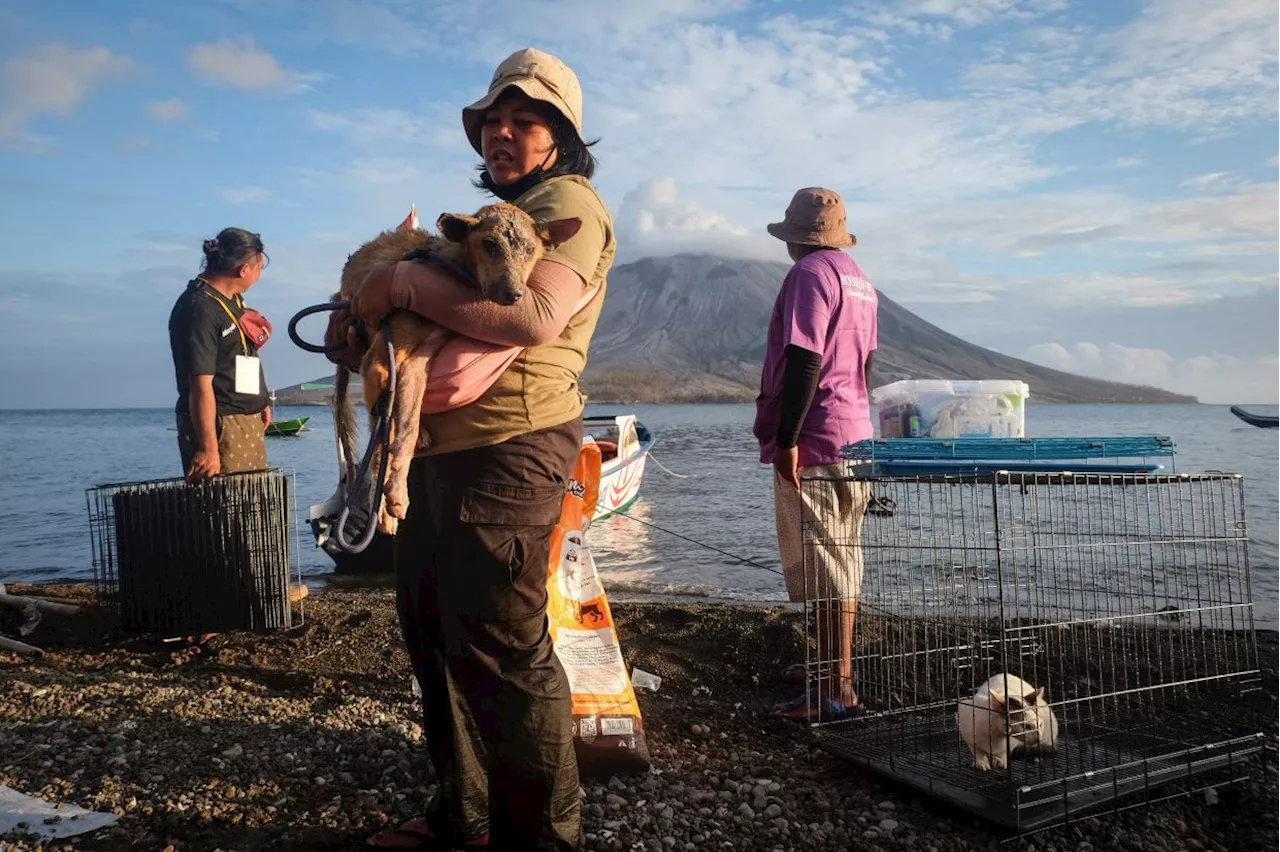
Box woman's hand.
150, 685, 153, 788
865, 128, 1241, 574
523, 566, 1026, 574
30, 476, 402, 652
349, 263, 398, 328
324, 306, 367, 373
261, 406, 272, 427
187, 448, 221, 481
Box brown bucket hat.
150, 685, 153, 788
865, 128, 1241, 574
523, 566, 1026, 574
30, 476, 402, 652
766, 187, 856, 248
462, 47, 584, 155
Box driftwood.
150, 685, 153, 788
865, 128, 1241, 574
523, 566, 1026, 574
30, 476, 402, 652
0, 585, 82, 656
0, 591, 81, 636
0, 635, 42, 658
0, 591, 81, 616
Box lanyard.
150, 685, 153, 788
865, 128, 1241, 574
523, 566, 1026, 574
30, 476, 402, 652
197, 281, 248, 355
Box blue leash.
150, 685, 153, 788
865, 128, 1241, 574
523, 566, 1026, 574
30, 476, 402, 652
287, 301, 394, 554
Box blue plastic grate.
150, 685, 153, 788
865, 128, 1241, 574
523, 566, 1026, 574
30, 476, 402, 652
840, 436, 1176, 462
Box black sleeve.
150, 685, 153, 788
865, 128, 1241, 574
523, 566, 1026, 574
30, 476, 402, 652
775, 344, 821, 449
183, 301, 222, 377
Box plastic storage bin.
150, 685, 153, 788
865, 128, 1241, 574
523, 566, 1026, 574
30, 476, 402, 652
872, 379, 1030, 439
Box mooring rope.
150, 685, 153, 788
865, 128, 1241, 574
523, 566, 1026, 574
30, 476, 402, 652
606, 511, 784, 577
645, 451, 690, 479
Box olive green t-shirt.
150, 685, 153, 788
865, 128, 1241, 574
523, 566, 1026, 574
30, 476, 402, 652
419, 175, 616, 455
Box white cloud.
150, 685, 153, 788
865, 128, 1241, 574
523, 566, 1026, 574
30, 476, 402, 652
1025, 341, 1174, 380
1088, 0, 1276, 130
145, 98, 190, 122
1180, 171, 1246, 192
187, 38, 319, 92
217, 186, 272, 204
223, 0, 749, 58
894, 0, 1064, 27
1023, 342, 1279, 404
614, 177, 769, 261
273, 1, 1278, 331
242, 2, 1274, 220
861, 181, 1278, 258
0, 44, 132, 148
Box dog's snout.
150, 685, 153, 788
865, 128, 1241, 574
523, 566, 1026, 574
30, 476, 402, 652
484, 274, 524, 306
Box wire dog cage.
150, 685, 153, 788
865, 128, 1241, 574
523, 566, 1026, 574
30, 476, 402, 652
87, 469, 301, 635
797, 437, 1264, 833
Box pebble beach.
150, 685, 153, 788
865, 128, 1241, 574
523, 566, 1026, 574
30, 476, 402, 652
1, 585, 1276, 852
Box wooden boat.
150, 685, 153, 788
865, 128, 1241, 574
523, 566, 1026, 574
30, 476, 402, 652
265, 416, 310, 437
1229, 406, 1278, 429
585, 414, 654, 520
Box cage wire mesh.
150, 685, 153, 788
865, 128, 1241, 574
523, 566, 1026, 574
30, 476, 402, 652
798, 467, 1264, 833
87, 468, 301, 635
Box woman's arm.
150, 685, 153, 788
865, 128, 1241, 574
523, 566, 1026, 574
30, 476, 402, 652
187, 375, 220, 479
351, 259, 587, 348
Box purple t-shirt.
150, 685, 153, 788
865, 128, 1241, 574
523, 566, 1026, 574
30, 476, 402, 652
753, 250, 878, 467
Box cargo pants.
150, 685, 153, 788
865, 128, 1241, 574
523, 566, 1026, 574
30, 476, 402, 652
394, 417, 583, 851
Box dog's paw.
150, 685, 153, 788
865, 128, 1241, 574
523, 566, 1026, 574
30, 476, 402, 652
376, 505, 400, 536
973, 756, 991, 772
385, 480, 409, 520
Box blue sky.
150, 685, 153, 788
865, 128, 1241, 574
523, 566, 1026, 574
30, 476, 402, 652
0, 0, 1276, 408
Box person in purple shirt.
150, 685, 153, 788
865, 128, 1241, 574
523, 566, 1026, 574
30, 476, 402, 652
752, 187, 878, 722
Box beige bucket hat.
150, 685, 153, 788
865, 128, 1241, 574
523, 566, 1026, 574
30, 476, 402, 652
766, 187, 856, 248
462, 47, 584, 155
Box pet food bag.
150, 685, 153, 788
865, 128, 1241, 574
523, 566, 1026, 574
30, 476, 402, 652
546, 439, 652, 777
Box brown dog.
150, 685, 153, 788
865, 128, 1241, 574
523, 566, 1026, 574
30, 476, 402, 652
332, 203, 581, 536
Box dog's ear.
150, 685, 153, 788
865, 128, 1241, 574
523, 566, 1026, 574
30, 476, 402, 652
437, 213, 480, 243
989, 689, 1006, 707
537, 217, 583, 250
1032, 687, 1046, 704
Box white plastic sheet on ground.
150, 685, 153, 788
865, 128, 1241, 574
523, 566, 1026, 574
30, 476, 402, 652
0, 786, 118, 840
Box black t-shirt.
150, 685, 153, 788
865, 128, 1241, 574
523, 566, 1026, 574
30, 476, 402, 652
169, 279, 269, 416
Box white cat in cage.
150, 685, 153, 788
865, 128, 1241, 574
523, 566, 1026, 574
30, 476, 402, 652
957, 673, 1061, 771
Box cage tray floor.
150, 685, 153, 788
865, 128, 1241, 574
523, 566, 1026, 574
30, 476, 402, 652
812, 714, 1262, 831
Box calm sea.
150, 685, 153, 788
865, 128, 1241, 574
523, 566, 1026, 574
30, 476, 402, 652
1, 403, 1275, 628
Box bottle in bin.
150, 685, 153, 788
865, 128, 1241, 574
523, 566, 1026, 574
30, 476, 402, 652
903, 403, 923, 437
879, 406, 901, 438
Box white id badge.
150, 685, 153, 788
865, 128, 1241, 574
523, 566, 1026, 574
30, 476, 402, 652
234, 355, 262, 395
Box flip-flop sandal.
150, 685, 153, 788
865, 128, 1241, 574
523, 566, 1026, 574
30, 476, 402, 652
772, 693, 861, 723
779, 663, 808, 684
367, 816, 488, 850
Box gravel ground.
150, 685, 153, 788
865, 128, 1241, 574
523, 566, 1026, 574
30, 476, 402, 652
1, 585, 1276, 852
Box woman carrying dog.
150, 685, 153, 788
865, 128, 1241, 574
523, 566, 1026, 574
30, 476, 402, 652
327, 48, 615, 851
168, 228, 273, 481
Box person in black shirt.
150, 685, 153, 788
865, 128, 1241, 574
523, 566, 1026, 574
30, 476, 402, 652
168, 227, 272, 480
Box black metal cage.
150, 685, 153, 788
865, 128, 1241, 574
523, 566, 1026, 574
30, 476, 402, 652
797, 468, 1264, 833
87, 469, 299, 635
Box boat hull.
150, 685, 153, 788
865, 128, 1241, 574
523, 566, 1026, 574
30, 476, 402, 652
266, 416, 310, 437
1229, 406, 1278, 428
317, 414, 654, 573
585, 415, 654, 521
